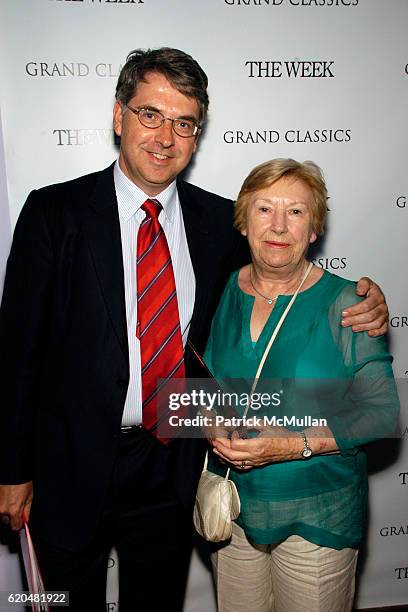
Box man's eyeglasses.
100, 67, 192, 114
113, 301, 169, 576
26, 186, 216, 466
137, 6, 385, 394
125, 105, 200, 138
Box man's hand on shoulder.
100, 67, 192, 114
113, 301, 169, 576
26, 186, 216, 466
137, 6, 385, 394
0, 482, 33, 530
341, 277, 388, 337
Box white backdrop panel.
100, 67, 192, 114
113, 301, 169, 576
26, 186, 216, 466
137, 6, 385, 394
0, 0, 407, 609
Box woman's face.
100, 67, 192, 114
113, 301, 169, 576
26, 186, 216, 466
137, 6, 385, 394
242, 176, 317, 274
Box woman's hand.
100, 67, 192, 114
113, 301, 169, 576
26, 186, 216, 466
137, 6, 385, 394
212, 425, 341, 469
212, 428, 302, 470
199, 410, 232, 447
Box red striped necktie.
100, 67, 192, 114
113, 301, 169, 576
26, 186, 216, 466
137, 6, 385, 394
136, 198, 185, 442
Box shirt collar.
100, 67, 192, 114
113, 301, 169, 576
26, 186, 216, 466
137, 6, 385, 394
114, 160, 177, 222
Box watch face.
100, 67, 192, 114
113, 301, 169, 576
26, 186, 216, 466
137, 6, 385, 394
302, 447, 313, 458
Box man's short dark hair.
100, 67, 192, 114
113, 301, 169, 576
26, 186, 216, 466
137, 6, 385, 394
116, 47, 209, 124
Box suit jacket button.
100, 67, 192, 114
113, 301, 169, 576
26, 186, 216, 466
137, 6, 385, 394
116, 378, 128, 388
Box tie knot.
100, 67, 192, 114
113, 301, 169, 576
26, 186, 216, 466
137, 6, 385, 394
142, 198, 162, 220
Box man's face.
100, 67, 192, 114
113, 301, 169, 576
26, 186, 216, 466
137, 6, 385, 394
113, 72, 201, 196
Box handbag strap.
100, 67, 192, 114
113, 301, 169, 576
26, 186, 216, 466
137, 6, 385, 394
246, 261, 313, 409
206, 261, 313, 480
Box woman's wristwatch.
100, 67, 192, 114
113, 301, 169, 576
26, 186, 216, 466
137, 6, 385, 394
300, 431, 313, 459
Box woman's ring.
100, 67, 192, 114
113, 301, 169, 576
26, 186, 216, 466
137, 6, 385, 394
241, 460, 246, 469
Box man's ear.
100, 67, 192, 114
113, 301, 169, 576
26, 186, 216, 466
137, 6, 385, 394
192, 128, 202, 153
113, 101, 123, 137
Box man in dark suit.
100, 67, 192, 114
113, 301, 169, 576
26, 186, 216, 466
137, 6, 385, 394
0, 48, 387, 610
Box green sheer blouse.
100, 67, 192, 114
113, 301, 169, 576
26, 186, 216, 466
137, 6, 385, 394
204, 269, 398, 550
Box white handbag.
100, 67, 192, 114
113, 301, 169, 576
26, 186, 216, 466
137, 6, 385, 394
193, 263, 313, 542
193, 451, 240, 542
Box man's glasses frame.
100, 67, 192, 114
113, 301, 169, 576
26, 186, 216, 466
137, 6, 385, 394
125, 104, 200, 138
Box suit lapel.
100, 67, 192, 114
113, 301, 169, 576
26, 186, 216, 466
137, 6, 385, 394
83, 165, 129, 362
177, 180, 216, 342
82, 172, 216, 363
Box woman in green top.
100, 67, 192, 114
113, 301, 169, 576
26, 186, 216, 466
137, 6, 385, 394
203, 159, 398, 612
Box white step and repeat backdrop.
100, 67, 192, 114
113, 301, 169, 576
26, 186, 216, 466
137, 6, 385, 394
0, 1, 407, 610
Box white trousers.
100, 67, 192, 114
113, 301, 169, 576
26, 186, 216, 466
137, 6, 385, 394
211, 523, 358, 612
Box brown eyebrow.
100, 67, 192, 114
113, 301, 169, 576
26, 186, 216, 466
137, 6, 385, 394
255, 198, 308, 206
139, 105, 199, 123
176, 115, 199, 123
139, 105, 161, 113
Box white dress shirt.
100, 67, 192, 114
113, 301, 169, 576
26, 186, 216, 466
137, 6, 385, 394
114, 162, 196, 426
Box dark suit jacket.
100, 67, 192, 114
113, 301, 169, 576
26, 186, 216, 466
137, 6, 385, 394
0, 164, 248, 550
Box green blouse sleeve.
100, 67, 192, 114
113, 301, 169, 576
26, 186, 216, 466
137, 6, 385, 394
203, 330, 214, 375
328, 284, 399, 452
